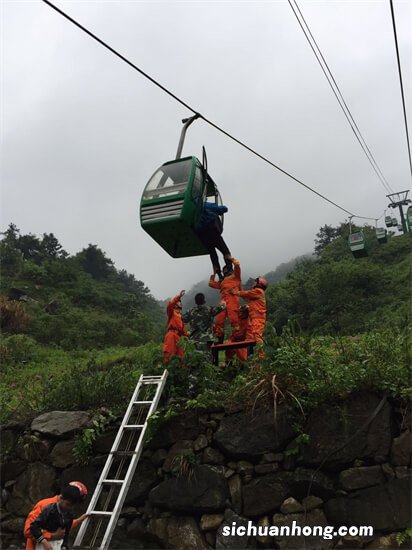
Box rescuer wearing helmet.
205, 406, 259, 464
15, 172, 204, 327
163, 290, 188, 363
231, 277, 267, 350
24, 482, 89, 550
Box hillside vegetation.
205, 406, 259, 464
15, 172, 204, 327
0, 223, 410, 425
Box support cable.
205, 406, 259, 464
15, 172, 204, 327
41, 0, 384, 222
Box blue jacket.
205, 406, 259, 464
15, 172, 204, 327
197, 202, 228, 231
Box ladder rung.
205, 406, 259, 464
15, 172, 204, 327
89, 511, 113, 516
111, 450, 139, 456
102, 479, 124, 484
124, 424, 144, 429
133, 400, 153, 404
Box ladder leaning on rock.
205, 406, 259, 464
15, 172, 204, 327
73, 370, 168, 550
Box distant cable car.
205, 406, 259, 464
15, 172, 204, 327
407, 205, 412, 233
391, 217, 398, 227
348, 231, 367, 258
140, 115, 223, 258
376, 227, 387, 243
397, 224, 403, 232
385, 216, 393, 228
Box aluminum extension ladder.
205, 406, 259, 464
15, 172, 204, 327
73, 370, 168, 550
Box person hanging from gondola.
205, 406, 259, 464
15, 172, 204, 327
196, 201, 232, 282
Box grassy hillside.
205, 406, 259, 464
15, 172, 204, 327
0, 224, 163, 349
266, 226, 411, 335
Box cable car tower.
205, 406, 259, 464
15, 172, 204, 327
386, 190, 411, 234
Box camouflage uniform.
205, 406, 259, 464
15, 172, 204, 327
182, 303, 226, 353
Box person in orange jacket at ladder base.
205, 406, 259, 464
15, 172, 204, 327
209, 257, 242, 342
24, 482, 89, 550
163, 290, 187, 364
231, 277, 268, 355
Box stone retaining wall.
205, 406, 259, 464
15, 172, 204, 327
1, 392, 411, 549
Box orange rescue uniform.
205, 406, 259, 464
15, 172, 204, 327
209, 259, 241, 338
163, 295, 187, 363
225, 314, 250, 362
238, 287, 266, 345
24, 496, 80, 550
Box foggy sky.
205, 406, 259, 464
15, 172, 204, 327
2, 0, 411, 299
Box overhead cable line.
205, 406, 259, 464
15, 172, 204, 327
288, 0, 394, 195
41, 0, 382, 221
389, 0, 412, 184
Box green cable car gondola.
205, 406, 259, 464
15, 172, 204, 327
140, 114, 223, 258
385, 216, 393, 227
348, 222, 367, 258
391, 217, 398, 227
407, 205, 412, 233
376, 227, 387, 243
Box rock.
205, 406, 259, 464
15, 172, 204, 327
272, 509, 333, 549
339, 466, 385, 491
390, 430, 412, 466
302, 495, 323, 511
92, 429, 117, 454
148, 410, 201, 450
228, 474, 242, 514
302, 393, 392, 469
202, 447, 225, 465
214, 408, 296, 460
324, 478, 410, 531
0, 430, 18, 455
6, 463, 56, 515
151, 448, 167, 467
50, 440, 75, 468
243, 474, 289, 517
200, 513, 224, 531
254, 463, 279, 475
237, 461, 254, 476
0, 516, 25, 533
16, 435, 52, 462
340, 535, 365, 547
205, 531, 216, 547
194, 434, 208, 451
147, 516, 208, 549
125, 460, 159, 506
286, 468, 335, 501
162, 440, 195, 473
256, 516, 275, 547
31, 411, 91, 439
280, 497, 303, 514
381, 463, 395, 479
395, 466, 412, 479
263, 452, 283, 463
149, 465, 229, 513
126, 517, 146, 537
216, 509, 257, 549
0, 460, 26, 483
366, 533, 411, 548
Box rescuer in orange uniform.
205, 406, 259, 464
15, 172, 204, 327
225, 305, 250, 363
163, 290, 187, 363
209, 257, 242, 341
233, 277, 268, 348
24, 482, 88, 550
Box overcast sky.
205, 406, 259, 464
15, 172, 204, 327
2, 0, 411, 299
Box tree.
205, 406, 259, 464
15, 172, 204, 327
314, 225, 342, 256
76, 244, 114, 280
40, 233, 67, 259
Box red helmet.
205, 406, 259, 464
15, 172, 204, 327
69, 481, 88, 496
255, 277, 268, 290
